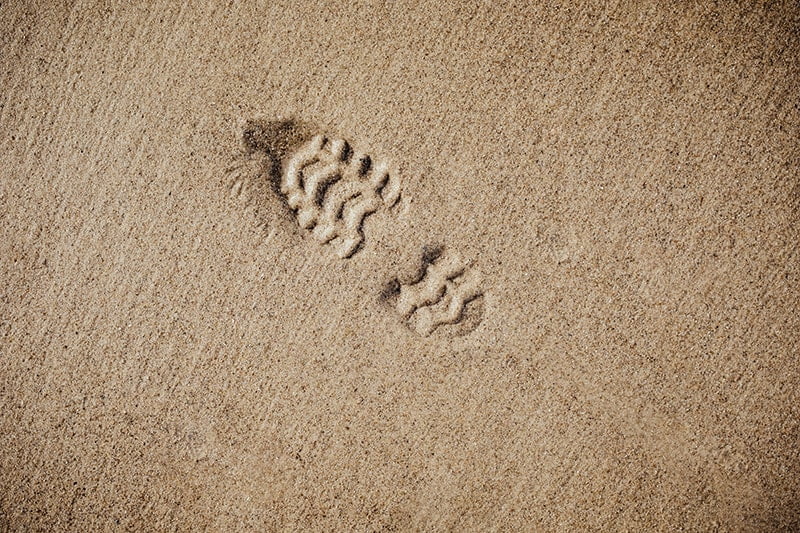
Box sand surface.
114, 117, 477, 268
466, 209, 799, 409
1, 1, 799, 530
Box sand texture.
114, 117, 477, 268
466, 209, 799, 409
1, 1, 799, 530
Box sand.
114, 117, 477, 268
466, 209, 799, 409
1, 1, 798, 530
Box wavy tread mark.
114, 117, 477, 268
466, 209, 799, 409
397, 252, 484, 336
282, 135, 400, 258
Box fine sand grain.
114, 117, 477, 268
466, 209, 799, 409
1, 1, 799, 530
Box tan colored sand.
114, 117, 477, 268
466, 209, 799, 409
1, 1, 798, 530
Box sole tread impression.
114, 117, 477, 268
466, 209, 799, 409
227, 119, 485, 338
392, 248, 485, 336
226, 120, 401, 258
283, 133, 401, 258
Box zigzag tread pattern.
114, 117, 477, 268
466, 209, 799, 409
282, 134, 401, 258
397, 252, 484, 336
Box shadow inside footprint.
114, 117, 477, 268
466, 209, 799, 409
241, 118, 316, 197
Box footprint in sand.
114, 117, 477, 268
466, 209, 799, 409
381, 245, 485, 337
226, 119, 400, 258
226, 118, 485, 337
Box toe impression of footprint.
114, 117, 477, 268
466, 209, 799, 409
283, 133, 401, 258
227, 118, 485, 337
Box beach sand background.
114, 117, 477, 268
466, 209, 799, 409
1, 1, 798, 530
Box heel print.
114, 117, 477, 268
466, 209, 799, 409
388, 247, 485, 337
